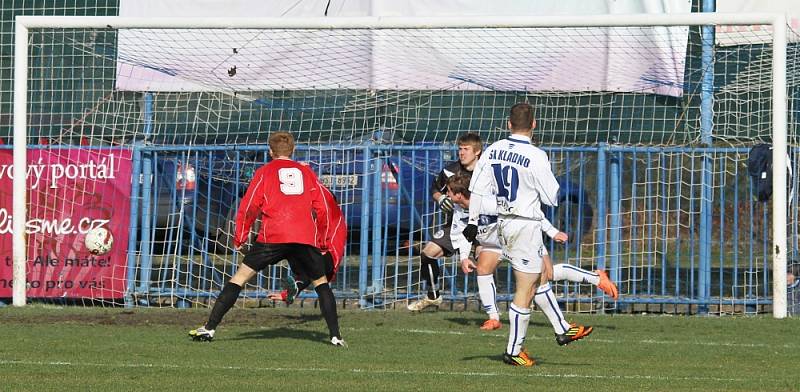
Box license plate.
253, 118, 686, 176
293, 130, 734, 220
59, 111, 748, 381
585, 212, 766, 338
319, 174, 358, 188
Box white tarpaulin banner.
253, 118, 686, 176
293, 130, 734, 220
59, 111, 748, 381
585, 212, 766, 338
716, 0, 800, 46
116, 0, 691, 95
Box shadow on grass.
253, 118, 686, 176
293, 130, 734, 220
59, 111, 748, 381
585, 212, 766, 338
444, 317, 483, 327
461, 352, 594, 367
461, 353, 506, 362
221, 313, 324, 328
533, 357, 595, 366
229, 326, 329, 343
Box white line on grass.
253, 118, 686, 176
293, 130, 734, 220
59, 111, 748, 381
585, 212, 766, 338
389, 328, 796, 349
403, 328, 468, 335
0, 359, 752, 383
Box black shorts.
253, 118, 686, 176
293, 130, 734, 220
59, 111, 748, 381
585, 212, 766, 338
242, 242, 327, 282
294, 252, 336, 283
429, 225, 455, 257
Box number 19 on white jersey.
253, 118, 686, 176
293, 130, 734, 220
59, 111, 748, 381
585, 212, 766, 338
469, 136, 560, 219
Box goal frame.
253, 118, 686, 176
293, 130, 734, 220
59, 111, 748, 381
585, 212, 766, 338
12, 13, 789, 317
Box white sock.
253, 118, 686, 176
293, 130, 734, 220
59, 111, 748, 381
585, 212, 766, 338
534, 282, 570, 334
506, 303, 531, 355
477, 274, 500, 319
553, 264, 600, 286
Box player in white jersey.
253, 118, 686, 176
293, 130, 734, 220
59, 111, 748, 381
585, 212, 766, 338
407, 132, 483, 312
464, 103, 560, 366
447, 174, 615, 345
448, 177, 505, 327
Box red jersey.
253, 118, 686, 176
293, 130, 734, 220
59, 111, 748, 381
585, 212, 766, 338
234, 159, 328, 248
318, 186, 347, 272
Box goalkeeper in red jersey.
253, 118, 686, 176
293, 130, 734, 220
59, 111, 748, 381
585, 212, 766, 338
269, 184, 347, 304
189, 131, 346, 347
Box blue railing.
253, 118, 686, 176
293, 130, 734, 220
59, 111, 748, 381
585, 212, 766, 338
124, 143, 786, 312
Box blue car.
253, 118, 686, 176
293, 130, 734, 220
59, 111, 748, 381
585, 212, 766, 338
295, 147, 445, 234
146, 144, 442, 252
145, 148, 591, 254
134, 155, 201, 254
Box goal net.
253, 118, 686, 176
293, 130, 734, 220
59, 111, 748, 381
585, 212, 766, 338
8, 15, 797, 316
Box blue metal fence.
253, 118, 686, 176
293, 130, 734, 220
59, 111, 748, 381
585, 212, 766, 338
125, 143, 786, 312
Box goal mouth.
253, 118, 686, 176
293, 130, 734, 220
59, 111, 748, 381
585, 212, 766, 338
7, 14, 797, 317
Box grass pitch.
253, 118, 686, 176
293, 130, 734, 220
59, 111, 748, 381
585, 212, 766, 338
1, 305, 798, 391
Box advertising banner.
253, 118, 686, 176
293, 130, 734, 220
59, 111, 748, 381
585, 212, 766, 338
0, 149, 132, 299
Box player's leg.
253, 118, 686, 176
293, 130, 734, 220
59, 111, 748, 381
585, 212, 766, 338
294, 252, 336, 299
323, 252, 337, 282
532, 251, 594, 346
407, 242, 443, 310
552, 262, 618, 299
421, 242, 444, 299
190, 243, 278, 341
528, 253, 593, 344
425, 226, 456, 300
421, 241, 444, 296
498, 216, 540, 366
188, 265, 254, 341
475, 248, 502, 330
277, 253, 335, 304
295, 252, 336, 291
504, 269, 538, 366
531, 267, 569, 336
408, 231, 452, 311
532, 281, 593, 346
291, 245, 345, 346
310, 275, 346, 346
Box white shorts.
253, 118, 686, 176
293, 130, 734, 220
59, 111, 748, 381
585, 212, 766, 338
477, 243, 502, 256
498, 215, 544, 274
477, 223, 502, 255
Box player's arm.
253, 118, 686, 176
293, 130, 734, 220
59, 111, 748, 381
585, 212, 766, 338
449, 207, 474, 271
233, 169, 264, 249
267, 290, 289, 302
467, 156, 492, 226
540, 215, 568, 243
451, 213, 477, 274
450, 222, 472, 257
305, 167, 330, 250
533, 151, 560, 207
316, 187, 336, 252
464, 156, 492, 243
431, 169, 447, 202
431, 169, 453, 212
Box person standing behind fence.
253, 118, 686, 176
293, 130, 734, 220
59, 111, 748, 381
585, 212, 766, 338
464, 103, 560, 366
189, 131, 346, 347
407, 132, 483, 311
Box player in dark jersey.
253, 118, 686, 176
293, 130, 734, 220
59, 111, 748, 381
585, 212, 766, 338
407, 132, 483, 311
189, 131, 346, 347
269, 185, 346, 304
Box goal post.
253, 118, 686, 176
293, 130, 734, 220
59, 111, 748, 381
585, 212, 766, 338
12, 20, 28, 307
771, 16, 788, 319
10, 13, 793, 316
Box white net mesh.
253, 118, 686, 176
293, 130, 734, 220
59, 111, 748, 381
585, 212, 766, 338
6, 19, 799, 314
